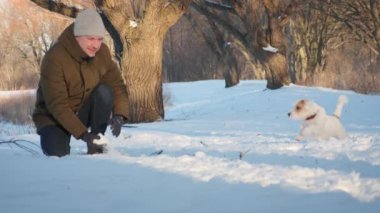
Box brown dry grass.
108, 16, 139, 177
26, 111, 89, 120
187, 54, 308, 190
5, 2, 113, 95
0, 92, 35, 124
0, 88, 173, 126
304, 67, 380, 94
301, 42, 380, 94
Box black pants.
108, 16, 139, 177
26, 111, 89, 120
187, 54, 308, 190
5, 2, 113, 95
39, 84, 114, 157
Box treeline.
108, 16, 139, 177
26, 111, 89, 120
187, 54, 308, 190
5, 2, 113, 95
0, 0, 379, 93
164, 0, 380, 93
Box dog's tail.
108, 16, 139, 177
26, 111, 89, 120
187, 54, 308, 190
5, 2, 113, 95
333, 95, 348, 119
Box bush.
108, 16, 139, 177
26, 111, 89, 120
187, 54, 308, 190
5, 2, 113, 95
0, 91, 35, 125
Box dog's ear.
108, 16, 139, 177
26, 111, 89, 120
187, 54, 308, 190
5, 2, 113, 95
295, 100, 306, 111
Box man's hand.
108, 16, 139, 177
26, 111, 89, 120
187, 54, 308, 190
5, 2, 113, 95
110, 115, 125, 137
81, 132, 104, 154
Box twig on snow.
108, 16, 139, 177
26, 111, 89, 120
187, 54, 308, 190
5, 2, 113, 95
0, 138, 41, 156
239, 149, 250, 160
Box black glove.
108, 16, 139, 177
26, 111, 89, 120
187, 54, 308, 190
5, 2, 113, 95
81, 132, 104, 154
110, 115, 125, 137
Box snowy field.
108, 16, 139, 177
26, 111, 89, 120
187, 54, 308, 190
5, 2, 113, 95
1, 80, 380, 212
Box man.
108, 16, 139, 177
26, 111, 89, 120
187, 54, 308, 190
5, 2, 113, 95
33, 9, 128, 157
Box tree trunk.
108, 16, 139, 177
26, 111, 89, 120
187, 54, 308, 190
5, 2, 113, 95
224, 44, 239, 88
121, 33, 165, 122
263, 0, 291, 89
266, 53, 288, 89
100, 0, 191, 122
224, 69, 239, 88
224, 45, 240, 88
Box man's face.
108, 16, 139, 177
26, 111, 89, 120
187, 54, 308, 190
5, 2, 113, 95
75, 36, 103, 57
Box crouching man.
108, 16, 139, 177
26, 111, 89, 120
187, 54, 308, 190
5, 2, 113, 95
33, 9, 128, 157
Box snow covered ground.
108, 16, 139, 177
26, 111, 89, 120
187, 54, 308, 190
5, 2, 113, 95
1, 80, 380, 212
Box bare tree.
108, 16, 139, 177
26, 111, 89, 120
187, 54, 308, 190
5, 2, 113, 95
185, 5, 242, 87
306, 0, 380, 91
0, 0, 69, 90
191, 0, 298, 89
163, 15, 223, 82
318, 0, 380, 59
30, 0, 192, 122
289, 1, 339, 84
167, 0, 380, 92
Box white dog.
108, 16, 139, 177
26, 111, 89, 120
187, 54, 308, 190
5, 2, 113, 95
288, 95, 348, 141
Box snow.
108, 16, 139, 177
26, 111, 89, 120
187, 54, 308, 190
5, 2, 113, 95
0, 89, 35, 97
262, 44, 278, 53
129, 20, 138, 28
93, 133, 110, 146
1, 80, 380, 212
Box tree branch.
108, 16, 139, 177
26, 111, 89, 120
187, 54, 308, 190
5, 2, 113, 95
204, 0, 234, 10
190, 1, 246, 44
30, 0, 80, 18
0, 138, 41, 156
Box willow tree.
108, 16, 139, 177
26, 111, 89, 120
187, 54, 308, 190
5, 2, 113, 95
31, 0, 192, 122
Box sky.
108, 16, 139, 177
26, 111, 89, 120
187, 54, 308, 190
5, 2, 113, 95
1, 80, 380, 213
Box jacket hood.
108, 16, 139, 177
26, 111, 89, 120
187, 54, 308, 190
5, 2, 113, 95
58, 23, 89, 62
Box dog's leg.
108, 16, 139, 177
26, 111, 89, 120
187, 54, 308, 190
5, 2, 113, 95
296, 125, 306, 141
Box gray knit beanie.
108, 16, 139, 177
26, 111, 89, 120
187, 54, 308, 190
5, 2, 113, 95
74, 9, 106, 37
